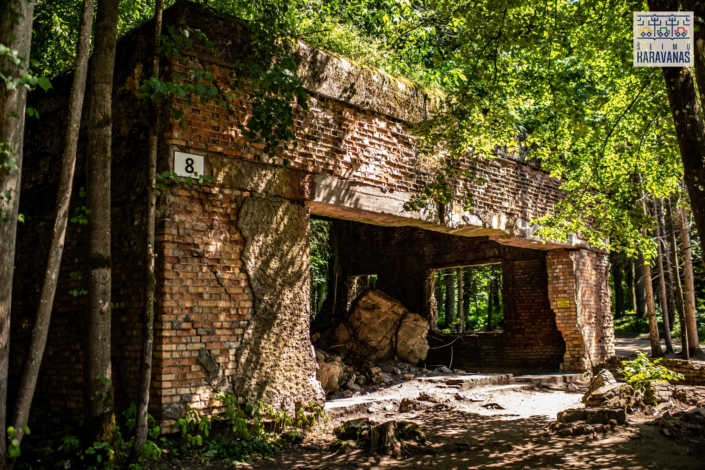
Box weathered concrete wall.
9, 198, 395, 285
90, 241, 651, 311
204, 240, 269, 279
233, 197, 325, 411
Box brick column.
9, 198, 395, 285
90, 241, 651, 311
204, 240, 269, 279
546, 249, 614, 372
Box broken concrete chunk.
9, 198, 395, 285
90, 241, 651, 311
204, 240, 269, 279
334, 418, 374, 441
582, 369, 616, 403
434, 366, 453, 374
316, 360, 344, 394
319, 290, 430, 365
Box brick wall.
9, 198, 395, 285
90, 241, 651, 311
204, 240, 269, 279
547, 249, 614, 372
594, 356, 705, 386
152, 185, 253, 426
426, 258, 566, 372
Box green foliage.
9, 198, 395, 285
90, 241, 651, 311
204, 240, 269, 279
154, 170, 212, 191
309, 220, 330, 284
309, 219, 330, 316
7, 425, 30, 459
618, 351, 684, 394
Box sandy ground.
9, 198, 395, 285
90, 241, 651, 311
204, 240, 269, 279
241, 377, 705, 470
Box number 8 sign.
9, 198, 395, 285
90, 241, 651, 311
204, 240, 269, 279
174, 151, 205, 178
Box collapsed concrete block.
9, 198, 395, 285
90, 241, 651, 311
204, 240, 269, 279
324, 290, 430, 365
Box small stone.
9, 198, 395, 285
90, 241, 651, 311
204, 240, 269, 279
404, 374, 414, 380
400, 398, 428, 412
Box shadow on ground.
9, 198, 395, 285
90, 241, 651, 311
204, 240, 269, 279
253, 406, 704, 469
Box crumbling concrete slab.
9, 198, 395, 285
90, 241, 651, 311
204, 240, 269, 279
514, 374, 588, 385
415, 373, 514, 391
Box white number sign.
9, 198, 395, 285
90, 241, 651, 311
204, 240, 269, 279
174, 151, 204, 178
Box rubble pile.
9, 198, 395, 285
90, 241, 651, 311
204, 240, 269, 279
672, 386, 705, 407
582, 369, 643, 409
314, 289, 441, 398
548, 407, 627, 436
315, 348, 407, 396
647, 407, 705, 440
332, 417, 429, 458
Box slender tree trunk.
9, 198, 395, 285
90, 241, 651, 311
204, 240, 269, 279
133, 0, 164, 456
656, 199, 676, 327
635, 252, 647, 318
10, 0, 94, 448
679, 207, 705, 359
83, 0, 120, 448
666, 198, 688, 359
611, 252, 625, 318
457, 268, 464, 333
435, 270, 444, 326
626, 257, 636, 312
653, 199, 674, 353
639, 192, 663, 357
445, 270, 455, 328
0, 0, 35, 463
486, 276, 494, 331
642, 257, 663, 357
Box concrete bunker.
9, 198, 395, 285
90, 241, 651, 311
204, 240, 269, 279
9, 0, 614, 431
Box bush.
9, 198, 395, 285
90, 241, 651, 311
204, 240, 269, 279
617, 351, 684, 393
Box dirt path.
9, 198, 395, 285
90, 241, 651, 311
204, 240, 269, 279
245, 379, 704, 470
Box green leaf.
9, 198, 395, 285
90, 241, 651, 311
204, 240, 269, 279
37, 77, 52, 92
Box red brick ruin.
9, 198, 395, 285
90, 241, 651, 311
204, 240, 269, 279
10, 2, 613, 430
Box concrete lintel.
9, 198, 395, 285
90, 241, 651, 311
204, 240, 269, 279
309, 173, 591, 251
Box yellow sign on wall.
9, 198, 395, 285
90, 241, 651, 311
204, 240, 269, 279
556, 298, 571, 309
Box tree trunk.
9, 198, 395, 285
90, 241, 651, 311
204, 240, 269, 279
457, 268, 464, 333
679, 207, 705, 359
10, 0, 94, 448
370, 421, 404, 458
653, 200, 674, 353
626, 257, 636, 312
133, 0, 164, 457
611, 252, 625, 318
650, 0, 705, 264
639, 191, 663, 357
666, 197, 688, 359
83, 0, 120, 448
445, 270, 455, 328
486, 277, 494, 331
635, 252, 647, 318
656, 199, 676, 327
435, 270, 444, 326
0, 0, 35, 462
